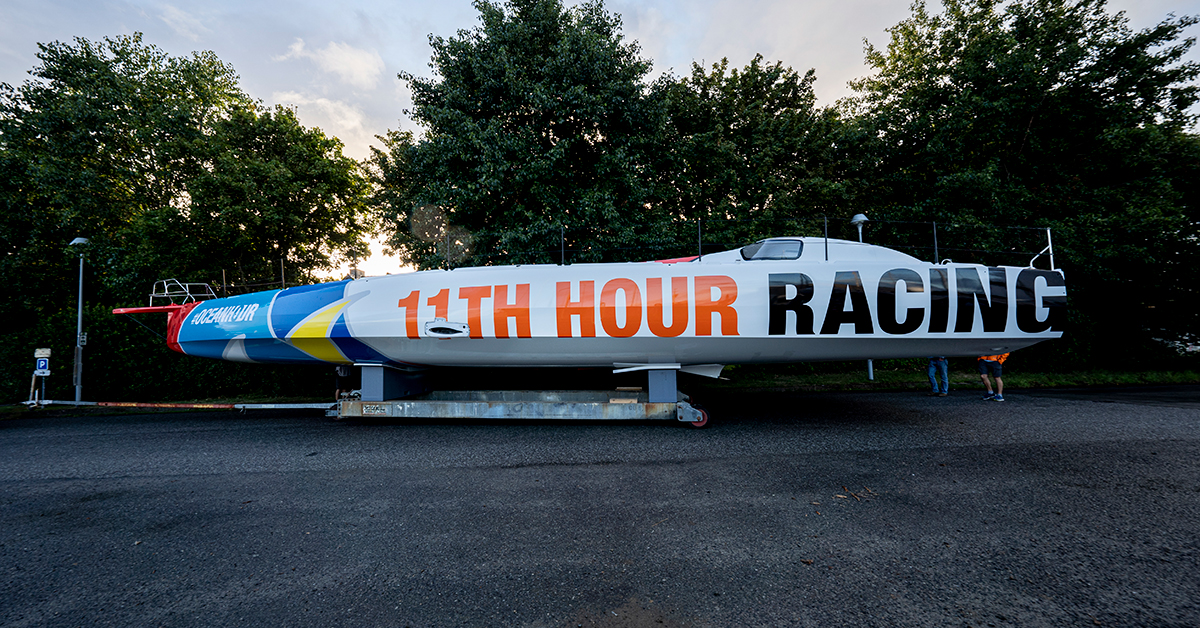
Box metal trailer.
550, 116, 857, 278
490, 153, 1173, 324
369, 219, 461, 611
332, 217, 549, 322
332, 389, 709, 427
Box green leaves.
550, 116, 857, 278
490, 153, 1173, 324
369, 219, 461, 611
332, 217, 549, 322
0, 33, 373, 302
388, 0, 668, 266
657, 55, 852, 248
846, 0, 1200, 363
379, 0, 1199, 364
181, 105, 372, 284
0, 34, 372, 401
382, 1, 858, 266
0, 34, 248, 312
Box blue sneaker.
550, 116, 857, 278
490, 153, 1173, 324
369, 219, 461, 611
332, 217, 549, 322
982, 392, 996, 400
992, 395, 1005, 402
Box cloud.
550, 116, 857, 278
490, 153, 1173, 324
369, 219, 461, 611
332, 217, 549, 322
276, 38, 385, 90
626, 0, 925, 105
159, 5, 209, 41
273, 90, 366, 132
611, 5, 678, 77
272, 90, 375, 158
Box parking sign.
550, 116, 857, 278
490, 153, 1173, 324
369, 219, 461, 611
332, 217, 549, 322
34, 357, 50, 377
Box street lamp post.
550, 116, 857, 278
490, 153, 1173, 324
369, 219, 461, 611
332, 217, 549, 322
69, 237, 88, 402
848, 215, 873, 380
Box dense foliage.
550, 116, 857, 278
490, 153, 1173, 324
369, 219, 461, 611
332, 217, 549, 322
0, 34, 371, 402
657, 55, 865, 250
844, 0, 1200, 364
375, 0, 1198, 370
375, 0, 672, 267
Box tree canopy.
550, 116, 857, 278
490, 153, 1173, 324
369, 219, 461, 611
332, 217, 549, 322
0, 34, 247, 316
0, 34, 373, 308
370, 0, 1198, 365
845, 0, 1200, 361
375, 0, 672, 267
157, 104, 372, 287
0, 34, 371, 401
658, 55, 860, 250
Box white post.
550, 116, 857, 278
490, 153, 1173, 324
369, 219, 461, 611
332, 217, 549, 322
849, 215, 873, 381
1046, 227, 1055, 270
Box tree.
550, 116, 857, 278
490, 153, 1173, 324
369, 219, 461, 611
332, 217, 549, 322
0, 34, 373, 402
658, 55, 864, 251
379, 0, 672, 267
1, 34, 374, 304
0, 33, 248, 320
844, 0, 1200, 364
365, 130, 428, 265
155, 104, 372, 288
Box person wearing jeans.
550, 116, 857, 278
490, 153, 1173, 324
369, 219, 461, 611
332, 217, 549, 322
927, 356, 949, 396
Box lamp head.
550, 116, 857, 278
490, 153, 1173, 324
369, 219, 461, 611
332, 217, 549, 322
849, 214, 869, 227
69, 237, 90, 246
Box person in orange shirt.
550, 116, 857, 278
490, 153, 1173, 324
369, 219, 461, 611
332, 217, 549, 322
978, 353, 1009, 401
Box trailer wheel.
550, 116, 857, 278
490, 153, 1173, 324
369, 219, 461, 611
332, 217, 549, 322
688, 407, 710, 429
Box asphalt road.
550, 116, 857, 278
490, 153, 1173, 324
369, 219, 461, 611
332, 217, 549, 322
1, 386, 1198, 628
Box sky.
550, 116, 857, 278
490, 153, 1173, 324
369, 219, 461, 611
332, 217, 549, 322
3, 0, 1198, 275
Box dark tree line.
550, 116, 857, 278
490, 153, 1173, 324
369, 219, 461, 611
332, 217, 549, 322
372, 0, 1199, 368
0, 34, 372, 401
844, 0, 1200, 365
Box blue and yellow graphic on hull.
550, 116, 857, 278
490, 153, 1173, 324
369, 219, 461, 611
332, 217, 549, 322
175, 290, 314, 363
171, 281, 395, 365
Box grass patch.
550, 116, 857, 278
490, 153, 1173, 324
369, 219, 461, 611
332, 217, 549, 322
698, 366, 1200, 393
999, 370, 1200, 389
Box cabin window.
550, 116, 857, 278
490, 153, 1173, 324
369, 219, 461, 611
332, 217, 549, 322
740, 239, 802, 261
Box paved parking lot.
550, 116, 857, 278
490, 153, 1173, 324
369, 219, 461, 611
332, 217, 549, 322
1, 386, 1198, 627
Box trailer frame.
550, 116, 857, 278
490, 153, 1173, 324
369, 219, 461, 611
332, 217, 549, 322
333, 389, 707, 425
